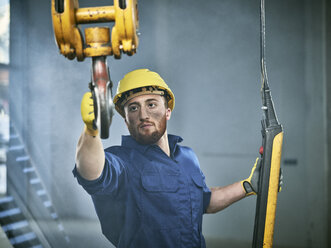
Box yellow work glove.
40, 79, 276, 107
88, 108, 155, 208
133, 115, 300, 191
81, 92, 98, 137
241, 157, 283, 196
242, 158, 261, 196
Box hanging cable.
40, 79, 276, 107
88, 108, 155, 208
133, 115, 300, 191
252, 0, 284, 247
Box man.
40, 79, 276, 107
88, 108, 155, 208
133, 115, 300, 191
73, 69, 261, 248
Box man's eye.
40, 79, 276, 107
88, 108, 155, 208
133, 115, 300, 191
148, 103, 156, 108
129, 106, 138, 112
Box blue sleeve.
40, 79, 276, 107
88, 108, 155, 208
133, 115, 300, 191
201, 172, 211, 213
72, 152, 127, 196
184, 146, 211, 213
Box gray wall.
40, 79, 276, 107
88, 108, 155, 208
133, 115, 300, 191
8, 0, 329, 247
327, 0, 331, 246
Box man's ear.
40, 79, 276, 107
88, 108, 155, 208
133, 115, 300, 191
166, 108, 172, 120
123, 107, 129, 127
124, 117, 129, 127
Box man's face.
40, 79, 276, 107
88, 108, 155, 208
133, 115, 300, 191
124, 94, 171, 145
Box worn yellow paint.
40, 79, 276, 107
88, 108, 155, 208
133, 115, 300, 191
84, 27, 112, 57
263, 132, 283, 247
51, 0, 84, 60
76, 6, 115, 24
112, 0, 139, 56
51, 0, 139, 60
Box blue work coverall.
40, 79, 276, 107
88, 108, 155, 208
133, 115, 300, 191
73, 134, 211, 248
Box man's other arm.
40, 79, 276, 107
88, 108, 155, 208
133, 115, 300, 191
206, 181, 245, 214
206, 158, 267, 213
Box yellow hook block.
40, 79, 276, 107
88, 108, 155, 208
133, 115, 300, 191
51, 0, 139, 61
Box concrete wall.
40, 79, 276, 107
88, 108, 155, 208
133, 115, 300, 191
327, 0, 331, 246
8, 0, 329, 247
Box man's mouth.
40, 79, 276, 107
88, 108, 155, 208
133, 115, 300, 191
139, 122, 154, 129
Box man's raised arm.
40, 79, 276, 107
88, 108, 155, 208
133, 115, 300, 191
75, 92, 105, 180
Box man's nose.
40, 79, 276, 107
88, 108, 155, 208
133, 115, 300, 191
139, 106, 150, 120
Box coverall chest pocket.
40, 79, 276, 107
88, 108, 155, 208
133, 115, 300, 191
141, 173, 179, 192
140, 172, 180, 229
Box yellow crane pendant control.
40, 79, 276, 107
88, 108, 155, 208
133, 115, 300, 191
252, 0, 284, 247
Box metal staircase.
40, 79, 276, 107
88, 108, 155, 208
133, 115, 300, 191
0, 124, 70, 248
0, 195, 42, 248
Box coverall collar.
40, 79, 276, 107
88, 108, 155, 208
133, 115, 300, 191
121, 134, 183, 157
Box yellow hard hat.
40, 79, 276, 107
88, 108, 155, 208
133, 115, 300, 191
114, 69, 175, 117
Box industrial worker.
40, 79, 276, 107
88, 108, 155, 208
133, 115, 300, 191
73, 69, 262, 248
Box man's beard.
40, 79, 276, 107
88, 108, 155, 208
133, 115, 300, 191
128, 114, 167, 145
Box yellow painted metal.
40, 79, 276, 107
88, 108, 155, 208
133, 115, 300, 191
263, 132, 284, 247
51, 0, 84, 61
112, 0, 139, 56
51, 0, 139, 61
84, 27, 112, 57
76, 6, 115, 24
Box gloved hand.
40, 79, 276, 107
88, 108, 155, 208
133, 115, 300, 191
241, 157, 283, 196
81, 92, 98, 136
242, 158, 261, 196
